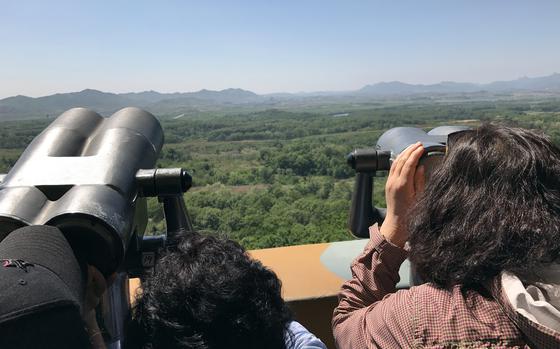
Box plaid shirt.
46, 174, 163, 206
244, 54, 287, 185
332, 226, 560, 349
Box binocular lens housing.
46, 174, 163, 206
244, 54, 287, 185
0, 107, 165, 275
347, 125, 471, 238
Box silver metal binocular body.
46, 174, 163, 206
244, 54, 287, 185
0, 107, 163, 275
347, 125, 471, 238
0, 107, 193, 348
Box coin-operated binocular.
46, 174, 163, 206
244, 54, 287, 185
347, 126, 471, 238
0, 107, 193, 348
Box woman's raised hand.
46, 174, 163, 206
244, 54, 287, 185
379, 142, 425, 248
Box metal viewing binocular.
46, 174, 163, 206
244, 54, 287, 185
0, 107, 193, 348
347, 126, 471, 238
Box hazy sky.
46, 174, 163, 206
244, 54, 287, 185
1, 0, 559, 98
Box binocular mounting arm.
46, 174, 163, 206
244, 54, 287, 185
347, 149, 391, 238
136, 167, 194, 240
125, 168, 193, 278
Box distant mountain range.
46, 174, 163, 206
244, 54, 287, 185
0, 88, 263, 120
1, 73, 559, 120
357, 73, 560, 95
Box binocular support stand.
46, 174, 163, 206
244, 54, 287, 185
348, 172, 387, 238
346, 149, 391, 238
104, 168, 193, 349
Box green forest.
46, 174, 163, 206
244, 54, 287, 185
1, 98, 559, 249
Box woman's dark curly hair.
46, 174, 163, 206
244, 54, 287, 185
126, 232, 292, 349
408, 124, 560, 289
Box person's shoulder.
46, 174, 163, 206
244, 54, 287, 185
411, 283, 499, 300
408, 282, 455, 297
407, 283, 486, 309
383, 283, 455, 305
285, 321, 327, 349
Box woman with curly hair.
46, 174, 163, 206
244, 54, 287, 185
124, 232, 327, 349
333, 124, 560, 348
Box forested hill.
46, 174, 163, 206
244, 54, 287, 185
0, 88, 264, 121
1, 98, 559, 249
1, 73, 560, 121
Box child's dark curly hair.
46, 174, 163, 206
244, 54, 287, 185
126, 232, 292, 349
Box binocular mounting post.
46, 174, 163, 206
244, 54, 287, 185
346, 149, 391, 238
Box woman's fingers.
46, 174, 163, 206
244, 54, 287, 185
391, 142, 422, 177
381, 142, 425, 248
401, 145, 425, 181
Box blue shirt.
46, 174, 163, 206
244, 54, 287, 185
285, 321, 327, 349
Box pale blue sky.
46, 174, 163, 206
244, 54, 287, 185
1, 0, 559, 98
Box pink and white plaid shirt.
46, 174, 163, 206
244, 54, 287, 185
332, 226, 560, 349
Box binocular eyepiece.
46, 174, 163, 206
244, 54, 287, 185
347, 126, 471, 238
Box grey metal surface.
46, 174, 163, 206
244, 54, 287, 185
427, 125, 471, 136
376, 126, 473, 159
0, 107, 164, 275
320, 239, 411, 289
376, 127, 446, 159
100, 271, 130, 349
106, 342, 122, 349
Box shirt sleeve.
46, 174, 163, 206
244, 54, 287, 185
286, 321, 328, 349
332, 225, 416, 349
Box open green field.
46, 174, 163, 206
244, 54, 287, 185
1, 98, 559, 249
